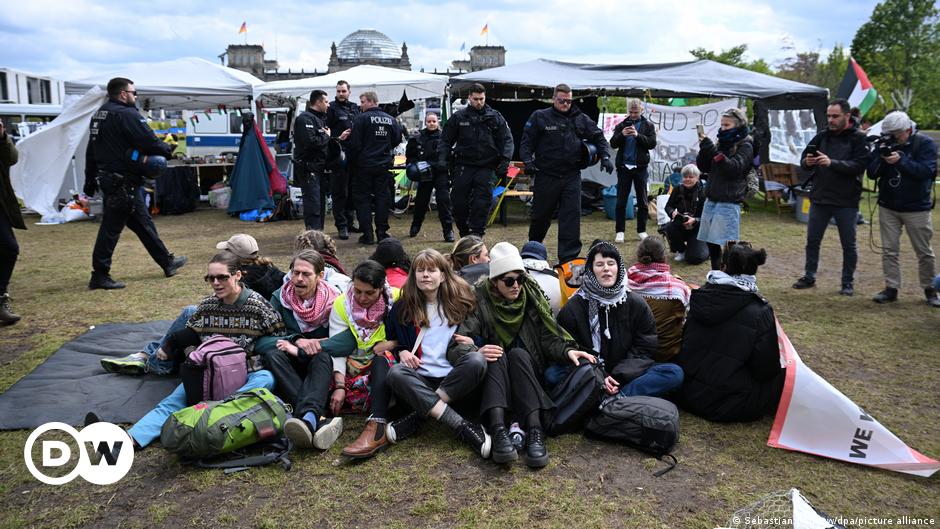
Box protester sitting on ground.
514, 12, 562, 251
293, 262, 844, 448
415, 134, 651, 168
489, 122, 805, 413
295, 229, 351, 291
328, 260, 400, 459
217, 233, 285, 300
454, 242, 582, 467
101, 251, 285, 449
555, 241, 683, 401
626, 237, 692, 362
259, 250, 344, 450
370, 237, 411, 289
520, 240, 563, 315
672, 241, 783, 422
662, 164, 709, 265
447, 235, 490, 285
385, 249, 492, 459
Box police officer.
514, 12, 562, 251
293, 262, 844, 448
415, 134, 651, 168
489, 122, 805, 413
83, 77, 186, 290
292, 89, 331, 230
438, 83, 513, 238
346, 91, 402, 245
520, 84, 613, 262
406, 112, 454, 242
325, 80, 360, 239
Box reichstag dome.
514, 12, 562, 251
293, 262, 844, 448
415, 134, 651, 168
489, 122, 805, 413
327, 29, 412, 73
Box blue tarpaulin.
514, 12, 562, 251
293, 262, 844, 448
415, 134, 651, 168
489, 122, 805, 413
227, 124, 276, 215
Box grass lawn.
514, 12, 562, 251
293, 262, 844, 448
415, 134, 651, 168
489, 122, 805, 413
0, 193, 938, 529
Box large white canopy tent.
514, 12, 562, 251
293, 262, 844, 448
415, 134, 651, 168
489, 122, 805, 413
12, 57, 262, 219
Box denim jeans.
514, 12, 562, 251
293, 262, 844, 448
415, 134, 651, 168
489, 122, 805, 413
544, 363, 683, 398
128, 370, 275, 448
804, 203, 858, 285
142, 305, 197, 375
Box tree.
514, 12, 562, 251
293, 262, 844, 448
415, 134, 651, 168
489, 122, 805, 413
689, 44, 773, 74
851, 0, 940, 127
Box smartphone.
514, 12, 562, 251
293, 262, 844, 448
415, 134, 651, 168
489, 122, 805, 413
695, 124, 705, 136
805, 144, 818, 156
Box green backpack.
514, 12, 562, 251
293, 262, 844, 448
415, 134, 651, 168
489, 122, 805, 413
160, 388, 291, 459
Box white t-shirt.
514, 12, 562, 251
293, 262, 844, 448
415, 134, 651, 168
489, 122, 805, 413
417, 302, 457, 379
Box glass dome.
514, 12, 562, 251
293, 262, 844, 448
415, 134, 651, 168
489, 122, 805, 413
336, 29, 401, 60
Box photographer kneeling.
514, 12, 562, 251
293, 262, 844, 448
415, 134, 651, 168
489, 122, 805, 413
868, 111, 940, 307
662, 164, 708, 264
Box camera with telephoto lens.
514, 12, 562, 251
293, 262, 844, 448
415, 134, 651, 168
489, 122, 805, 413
871, 133, 903, 157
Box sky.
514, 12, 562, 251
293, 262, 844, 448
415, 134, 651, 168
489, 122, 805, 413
0, 0, 882, 80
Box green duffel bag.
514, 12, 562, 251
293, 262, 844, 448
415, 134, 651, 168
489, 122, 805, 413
161, 388, 291, 459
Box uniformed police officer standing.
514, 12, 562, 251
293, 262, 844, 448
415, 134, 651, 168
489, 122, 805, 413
520, 84, 613, 263
292, 90, 332, 230
438, 83, 513, 238
406, 113, 454, 242
346, 91, 402, 245
83, 77, 187, 290
325, 80, 360, 239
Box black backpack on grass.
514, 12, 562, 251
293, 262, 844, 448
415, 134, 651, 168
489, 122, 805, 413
548, 359, 606, 435
585, 396, 679, 476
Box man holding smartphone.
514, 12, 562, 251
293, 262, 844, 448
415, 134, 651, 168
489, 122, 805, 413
609, 98, 657, 242
792, 98, 869, 296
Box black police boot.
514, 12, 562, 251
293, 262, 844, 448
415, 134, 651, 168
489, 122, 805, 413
490, 425, 518, 464
409, 224, 421, 238
0, 293, 21, 325
442, 224, 455, 242
89, 273, 126, 290
337, 227, 349, 240
163, 255, 188, 278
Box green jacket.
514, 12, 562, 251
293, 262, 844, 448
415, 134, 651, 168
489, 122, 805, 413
0, 135, 24, 230
256, 286, 357, 359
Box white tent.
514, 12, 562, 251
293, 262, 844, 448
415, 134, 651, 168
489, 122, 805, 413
255, 65, 447, 106
13, 58, 262, 220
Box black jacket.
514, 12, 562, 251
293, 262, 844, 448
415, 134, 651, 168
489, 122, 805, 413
664, 181, 706, 221
346, 107, 402, 169
292, 109, 330, 169
520, 105, 611, 176
672, 283, 783, 422
557, 293, 658, 385
800, 123, 869, 208
609, 116, 657, 169
438, 104, 513, 169
325, 98, 360, 142
85, 98, 172, 185
696, 137, 754, 203
406, 128, 446, 173
240, 263, 286, 301
869, 132, 938, 212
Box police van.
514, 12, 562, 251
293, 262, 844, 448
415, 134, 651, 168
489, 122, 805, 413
182, 108, 287, 157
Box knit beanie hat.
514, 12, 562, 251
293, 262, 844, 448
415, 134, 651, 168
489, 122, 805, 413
489, 242, 526, 279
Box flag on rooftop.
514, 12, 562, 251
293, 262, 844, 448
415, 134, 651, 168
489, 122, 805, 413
480, 24, 488, 36
837, 58, 878, 117
238, 21, 247, 35
460, 42, 466, 52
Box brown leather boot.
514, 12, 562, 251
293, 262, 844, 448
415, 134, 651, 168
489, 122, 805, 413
341, 420, 388, 459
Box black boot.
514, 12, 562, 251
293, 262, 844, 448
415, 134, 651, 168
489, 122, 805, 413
926, 288, 940, 308
490, 425, 518, 464
409, 224, 421, 238
337, 227, 349, 240
872, 287, 898, 304
442, 224, 455, 242
163, 255, 188, 277
524, 426, 548, 468
0, 293, 20, 325
89, 273, 126, 290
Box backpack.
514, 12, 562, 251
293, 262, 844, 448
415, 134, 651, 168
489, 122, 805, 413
585, 396, 680, 476
553, 257, 587, 305
180, 336, 249, 406
161, 387, 290, 459
547, 359, 606, 435
194, 437, 294, 473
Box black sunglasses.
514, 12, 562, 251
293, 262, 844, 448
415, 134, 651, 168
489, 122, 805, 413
122, 89, 138, 96
497, 274, 523, 287
555, 98, 573, 104
204, 274, 232, 283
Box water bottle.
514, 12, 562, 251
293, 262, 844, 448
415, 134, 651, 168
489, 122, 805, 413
509, 422, 525, 451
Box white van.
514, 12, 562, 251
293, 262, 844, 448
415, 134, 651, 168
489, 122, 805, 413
183, 109, 285, 157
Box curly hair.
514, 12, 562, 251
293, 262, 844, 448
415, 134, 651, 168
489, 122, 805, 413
294, 230, 338, 257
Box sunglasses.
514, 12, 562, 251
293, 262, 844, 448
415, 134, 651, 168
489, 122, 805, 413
555, 98, 573, 105
122, 90, 138, 96
204, 274, 232, 283
497, 274, 523, 287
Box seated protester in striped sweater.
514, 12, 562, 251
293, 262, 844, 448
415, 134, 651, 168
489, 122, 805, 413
327, 260, 400, 459
115, 251, 286, 449
258, 250, 345, 451
99, 233, 285, 376
454, 242, 582, 468
554, 240, 684, 402
384, 249, 492, 459
625, 237, 692, 362
294, 229, 352, 292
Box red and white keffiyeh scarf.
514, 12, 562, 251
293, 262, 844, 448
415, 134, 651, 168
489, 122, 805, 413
626, 262, 691, 308
345, 282, 394, 342
281, 279, 338, 331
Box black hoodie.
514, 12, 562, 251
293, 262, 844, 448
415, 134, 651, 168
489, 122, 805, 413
672, 283, 783, 422
800, 121, 869, 208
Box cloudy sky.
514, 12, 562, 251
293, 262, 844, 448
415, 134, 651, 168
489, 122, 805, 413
1, 0, 880, 80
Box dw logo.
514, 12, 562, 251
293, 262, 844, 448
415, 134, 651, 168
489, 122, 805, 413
23, 422, 134, 485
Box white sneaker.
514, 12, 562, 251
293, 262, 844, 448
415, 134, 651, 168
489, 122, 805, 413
674, 252, 685, 262
638, 232, 649, 240
312, 417, 344, 450
614, 232, 625, 243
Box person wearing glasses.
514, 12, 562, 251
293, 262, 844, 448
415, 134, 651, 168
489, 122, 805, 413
448, 242, 584, 468
83, 77, 186, 290
672, 241, 784, 422
101, 251, 286, 449
520, 84, 614, 263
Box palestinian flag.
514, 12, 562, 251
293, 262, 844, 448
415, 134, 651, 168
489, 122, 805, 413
836, 58, 878, 117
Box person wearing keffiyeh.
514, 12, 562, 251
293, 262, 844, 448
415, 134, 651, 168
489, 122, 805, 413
627, 237, 692, 362
555, 240, 684, 407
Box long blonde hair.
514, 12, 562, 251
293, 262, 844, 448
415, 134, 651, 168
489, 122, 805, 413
398, 249, 475, 327
446, 235, 486, 271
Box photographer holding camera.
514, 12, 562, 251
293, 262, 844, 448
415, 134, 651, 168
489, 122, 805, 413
792, 99, 869, 296
662, 164, 708, 264
868, 111, 939, 307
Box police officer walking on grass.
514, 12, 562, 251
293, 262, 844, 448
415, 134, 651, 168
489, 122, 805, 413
84, 77, 186, 290
292, 90, 332, 231
325, 80, 360, 239
438, 83, 514, 239
521, 84, 613, 263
